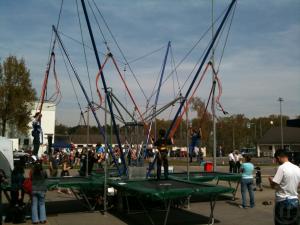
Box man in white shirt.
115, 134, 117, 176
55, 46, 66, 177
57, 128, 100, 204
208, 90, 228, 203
269, 149, 300, 225
228, 150, 236, 173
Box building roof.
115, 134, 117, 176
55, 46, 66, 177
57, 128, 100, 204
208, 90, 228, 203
258, 127, 300, 145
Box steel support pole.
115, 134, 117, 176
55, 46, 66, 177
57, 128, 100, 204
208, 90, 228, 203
166, 0, 237, 139
52, 26, 121, 175
278, 97, 284, 148
81, 0, 126, 174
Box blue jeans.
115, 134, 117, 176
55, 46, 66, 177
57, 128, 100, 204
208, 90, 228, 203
31, 191, 46, 223
275, 199, 299, 225
241, 178, 255, 208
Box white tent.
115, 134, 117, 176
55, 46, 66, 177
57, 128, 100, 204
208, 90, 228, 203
0, 136, 14, 178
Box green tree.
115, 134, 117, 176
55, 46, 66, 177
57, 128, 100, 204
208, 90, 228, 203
0, 56, 36, 136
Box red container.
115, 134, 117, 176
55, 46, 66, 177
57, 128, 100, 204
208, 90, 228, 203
204, 162, 213, 172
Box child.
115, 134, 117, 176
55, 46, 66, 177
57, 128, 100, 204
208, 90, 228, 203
255, 166, 263, 191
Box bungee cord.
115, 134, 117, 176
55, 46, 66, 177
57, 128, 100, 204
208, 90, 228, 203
76, 0, 94, 102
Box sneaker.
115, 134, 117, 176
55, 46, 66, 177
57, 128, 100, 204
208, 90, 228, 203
239, 205, 246, 209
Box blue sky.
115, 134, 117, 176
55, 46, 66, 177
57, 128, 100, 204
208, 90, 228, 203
0, 0, 299, 126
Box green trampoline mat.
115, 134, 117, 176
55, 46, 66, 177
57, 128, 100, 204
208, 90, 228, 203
108, 179, 234, 201
46, 175, 104, 190
169, 172, 241, 182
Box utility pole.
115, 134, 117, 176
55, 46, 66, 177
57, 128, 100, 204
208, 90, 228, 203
104, 92, 108, 212
278, 97, 284, 148
107, 88, 113, 147
232, 126, 235, 150
81, 0, 126, 174
86, 105, 89, 177
211, 0, 217, 171
186, 103, 190, 181
260, 120, 262, 138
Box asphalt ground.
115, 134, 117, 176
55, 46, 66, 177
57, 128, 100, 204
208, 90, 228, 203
1, 165, 292, 225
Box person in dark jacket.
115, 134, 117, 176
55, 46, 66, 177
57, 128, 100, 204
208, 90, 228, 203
189, 127, 201, 163
10, 163, 25, 206
79, 148, 88, 176
31, 161, 47, 224
254, 166, 263, 191
0, 169, 8, 225
154, 129, 172, 180
32, 112, 43, 156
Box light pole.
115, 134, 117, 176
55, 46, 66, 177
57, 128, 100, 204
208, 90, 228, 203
278, 97, 284, 148
247, 122, 257, 146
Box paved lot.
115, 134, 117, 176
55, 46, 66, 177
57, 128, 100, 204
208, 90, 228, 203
2, 165, 279, 225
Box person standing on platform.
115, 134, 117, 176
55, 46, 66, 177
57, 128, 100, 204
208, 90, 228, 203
189, 127, 202, 163
32, 112, 43, 156
239, 156, 255, 209
228, 150, 236, 173
60, 151, 72, 177
130, 145, 138, 167
217, 145, 223, 157
154, 129, 172, 180
79, 148, 87, 176
74, 149, 80, 167
269, 149, 300, 225
49, 149, 60, 177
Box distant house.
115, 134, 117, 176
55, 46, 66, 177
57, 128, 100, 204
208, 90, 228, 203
257, 127, 300, 157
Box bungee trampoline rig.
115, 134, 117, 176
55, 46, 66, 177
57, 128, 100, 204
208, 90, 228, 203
21, 0, 240, 224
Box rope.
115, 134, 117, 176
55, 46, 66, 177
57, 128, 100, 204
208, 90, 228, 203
147, 4, 229, 102
58, 43, 87, 125
76, 0, 94, 102
91, 0, 148, 101
46, 53, 62, 105
170, 46, 181, 93
147, 45, 168, 109
95, 55, 110, 106
93, 52, 148, 127
216, 2, 236, 73
37, 0, 64, 113
200, 81, 214, 124
58, 31, 126, 65
127, 45, 165, 64
166, 4, 235, 128
47, 0, 64, 64
87, 0, 110, 51
110, 55, 148, 127
169, 62, 211, 138
37, 52, 55, 112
